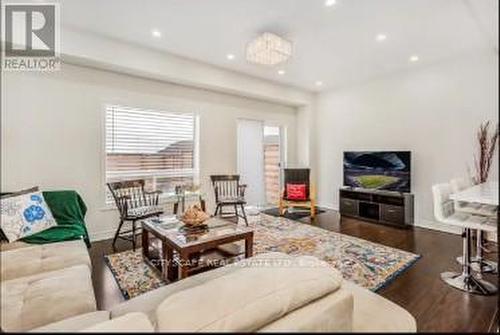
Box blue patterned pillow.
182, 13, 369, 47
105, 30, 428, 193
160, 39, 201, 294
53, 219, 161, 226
0, 187, 57, 242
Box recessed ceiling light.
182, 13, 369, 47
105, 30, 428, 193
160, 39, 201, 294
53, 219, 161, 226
376, 34, 387, 42
315, 81, 324, 87
226, 54, 235, 60
325, 0, 337, 7
409, 55, 419, 62
151, 29, 162, 38
278, 70, 286, 75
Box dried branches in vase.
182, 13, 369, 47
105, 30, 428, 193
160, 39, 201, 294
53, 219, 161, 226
473, 121, 499, 184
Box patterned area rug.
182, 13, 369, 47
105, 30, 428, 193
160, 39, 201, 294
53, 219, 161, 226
104, 249, 165, 299
253, 214, 420, 291
105, 214, 420, 299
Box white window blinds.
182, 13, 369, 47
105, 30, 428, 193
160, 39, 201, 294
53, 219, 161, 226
105, 105, 198, 196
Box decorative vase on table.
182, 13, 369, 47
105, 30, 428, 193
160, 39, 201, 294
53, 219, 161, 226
473, 121, 499, 184
179, 205, 211, 262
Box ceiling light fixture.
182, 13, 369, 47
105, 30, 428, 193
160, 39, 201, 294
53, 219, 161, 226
226, 54, 236, 60
315, 81, 324, 87
151, 29, 162, 38
376, 34, 387, 41
278, 70, 286, 75
246, 32, 292, 66
325, 0, 337, 7
409, 55, 419, 62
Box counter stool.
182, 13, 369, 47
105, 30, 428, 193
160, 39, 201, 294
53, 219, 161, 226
432, 183, 497, 295
450, 177, 498, 274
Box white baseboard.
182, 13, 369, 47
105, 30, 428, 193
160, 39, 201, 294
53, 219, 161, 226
321, 201, 460, 234
414, 219, 461, 235
319, 205, 497, 242
415, 219, 497, 242
88, 207, 497, 243
318, 203, 339, 211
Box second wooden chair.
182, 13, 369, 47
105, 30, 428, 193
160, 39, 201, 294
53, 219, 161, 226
210, 175, 248, 226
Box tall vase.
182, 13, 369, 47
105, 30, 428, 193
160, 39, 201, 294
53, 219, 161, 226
474, 121, 499, 184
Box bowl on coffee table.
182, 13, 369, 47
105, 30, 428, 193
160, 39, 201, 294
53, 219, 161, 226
181, 205, 210, 229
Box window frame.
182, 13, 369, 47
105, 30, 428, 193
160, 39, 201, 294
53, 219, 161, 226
100, 103, 200, 210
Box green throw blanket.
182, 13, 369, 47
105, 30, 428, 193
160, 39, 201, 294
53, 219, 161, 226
21, 191, 91, 247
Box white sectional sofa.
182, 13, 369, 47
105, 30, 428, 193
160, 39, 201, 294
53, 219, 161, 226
0, 240, 92, 281
0, 240, 97, 332
0, 240, 417, 332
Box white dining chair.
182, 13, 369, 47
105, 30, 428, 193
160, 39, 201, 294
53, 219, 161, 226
450, 177, 497, 273
432, 183, 497, 295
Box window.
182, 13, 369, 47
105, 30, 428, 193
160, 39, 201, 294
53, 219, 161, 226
105, 105, 198, 202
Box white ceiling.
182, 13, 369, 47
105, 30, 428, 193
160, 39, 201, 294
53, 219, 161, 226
54, 0, 499, 91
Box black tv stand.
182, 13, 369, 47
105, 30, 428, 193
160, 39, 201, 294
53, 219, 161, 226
339, 187, 414, 228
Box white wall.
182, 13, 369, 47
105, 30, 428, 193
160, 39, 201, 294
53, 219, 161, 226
315, 50, 499, 232
1, 63, 298, 241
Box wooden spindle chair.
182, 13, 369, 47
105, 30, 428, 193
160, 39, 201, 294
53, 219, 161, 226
107, 179, 163, 250
210, 175, 248, 226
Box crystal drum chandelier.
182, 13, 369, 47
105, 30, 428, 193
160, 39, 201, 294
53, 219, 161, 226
246, 33, 292, 66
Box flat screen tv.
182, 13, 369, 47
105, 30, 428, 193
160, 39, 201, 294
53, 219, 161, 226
343, 151, 411, 193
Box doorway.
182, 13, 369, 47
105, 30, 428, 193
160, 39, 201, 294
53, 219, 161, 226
263, 125, 284, 205
237, 120, 285, 207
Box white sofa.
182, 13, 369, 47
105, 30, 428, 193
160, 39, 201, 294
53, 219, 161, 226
0, 240, 92, 281
0, 240, 97, 332
106, 252, 417, 332
1, 240, 417, 332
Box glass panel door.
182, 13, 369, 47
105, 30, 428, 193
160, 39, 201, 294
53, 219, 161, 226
263, 126, 284, 205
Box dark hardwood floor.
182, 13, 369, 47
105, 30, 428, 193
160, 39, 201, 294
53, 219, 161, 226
90, 210, 499, 332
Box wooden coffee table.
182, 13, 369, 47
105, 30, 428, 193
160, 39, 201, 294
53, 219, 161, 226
142, 216, 254, 281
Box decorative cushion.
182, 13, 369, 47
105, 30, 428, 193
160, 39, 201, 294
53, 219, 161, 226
155, 254, 342, 332
218, 196, 245, 204
127, 206, 163, 218
0, 188, 57, 242
286, 183, 307, 201
110, 253, 290, 321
